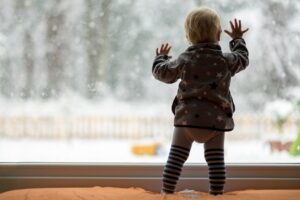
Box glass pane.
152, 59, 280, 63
0, 0, 299, 163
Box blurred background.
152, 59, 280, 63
0, 0, 300, 163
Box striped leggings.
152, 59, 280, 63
162, 127, 225, 195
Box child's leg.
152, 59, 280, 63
204, 132, 226, 195
162, 127, 193, 193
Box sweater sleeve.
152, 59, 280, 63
223, 38, 249, 76
152, 54, 183, 84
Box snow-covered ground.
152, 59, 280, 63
1, 137, 299, 163
0, 98, 299, 163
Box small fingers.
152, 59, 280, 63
224, 29, 232, 36
166, 46, 172, 54
242, 28, 249, 33
160, 43, 166, 52
163, 43, 169, 52
238, 20, 241, 30
234, 18, 238, 29
230, 21, 234, 30
160, 44, 165, 52
157, 43, 172, 55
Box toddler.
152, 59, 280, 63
152, 7, 249, 195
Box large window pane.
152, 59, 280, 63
0, 0, 299, 163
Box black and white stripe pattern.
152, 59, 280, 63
205, 148, 226, 195
162, 145, 190, 193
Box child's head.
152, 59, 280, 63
184, 7, 221, 45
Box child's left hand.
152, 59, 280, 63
156, 43, 172, 58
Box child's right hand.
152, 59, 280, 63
224, 19, 249, 39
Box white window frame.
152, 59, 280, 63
0, 163, 299, 193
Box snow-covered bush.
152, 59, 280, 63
264, 100, 293, 133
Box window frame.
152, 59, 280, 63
0, 163, 299, 193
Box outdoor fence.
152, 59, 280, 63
0, 114, 297, 140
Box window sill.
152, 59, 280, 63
0, 163, 299, 193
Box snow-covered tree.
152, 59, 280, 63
0, 0, 299, 111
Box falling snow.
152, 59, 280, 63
0, 0, 299, 163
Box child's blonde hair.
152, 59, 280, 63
185, 7, 221, 44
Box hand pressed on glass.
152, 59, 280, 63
224, 18, 249, 39
156, 43, 172, 58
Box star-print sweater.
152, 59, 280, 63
152, 38, 249, 131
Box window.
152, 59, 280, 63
0, 0, 299, 164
